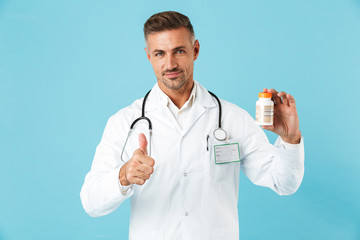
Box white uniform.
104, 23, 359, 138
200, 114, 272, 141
80, 81, 304, 240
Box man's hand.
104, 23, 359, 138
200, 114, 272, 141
119, 133, 155, 186
261, 88, 301, 144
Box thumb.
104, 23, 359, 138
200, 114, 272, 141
262, 125, 275, 132
138, 133, 148, 155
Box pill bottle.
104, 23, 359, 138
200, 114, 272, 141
256, 92, 274, 125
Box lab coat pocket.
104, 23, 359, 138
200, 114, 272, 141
209, 138, 241, 183
211, 226, 239, 240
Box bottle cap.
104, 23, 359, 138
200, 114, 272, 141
259, 92, 272, 98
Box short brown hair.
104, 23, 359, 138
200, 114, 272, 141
143, 11, 195, 41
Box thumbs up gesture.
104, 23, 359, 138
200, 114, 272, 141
119, 133, 155, 186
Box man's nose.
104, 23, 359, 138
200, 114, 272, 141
165, 55, 178, 70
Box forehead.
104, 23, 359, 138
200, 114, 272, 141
146, 27, 193, 51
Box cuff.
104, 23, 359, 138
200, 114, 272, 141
274, 135, 304, 170
118, 182, 133, 196
276, 135, 304, 151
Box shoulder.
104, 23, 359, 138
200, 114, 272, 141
196, 81, 253, 120
220, 99, 249, 116
220, 99, 254, 125
107, 97, 144, 125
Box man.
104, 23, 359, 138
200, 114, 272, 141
80, 11, 304, 240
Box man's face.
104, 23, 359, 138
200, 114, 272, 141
145, 27, 199, 91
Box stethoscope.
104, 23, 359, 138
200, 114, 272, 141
120, 90, 227, 163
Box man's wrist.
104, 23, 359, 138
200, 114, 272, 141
281, 130, 302, 144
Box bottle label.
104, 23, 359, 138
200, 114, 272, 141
256, 105, 274, 125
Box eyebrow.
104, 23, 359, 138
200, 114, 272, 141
172, 46, 186, 52
152, 46, 186, 54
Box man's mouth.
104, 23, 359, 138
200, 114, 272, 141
163, 70, 182, 78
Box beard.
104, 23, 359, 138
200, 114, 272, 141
160, 68, 187, 90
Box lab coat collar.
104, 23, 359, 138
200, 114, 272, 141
144, 81, 217, 113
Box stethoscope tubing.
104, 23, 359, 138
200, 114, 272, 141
120, 89, 224, 163
208, 91, 222, 129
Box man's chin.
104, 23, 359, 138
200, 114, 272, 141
161, 78, 186, 90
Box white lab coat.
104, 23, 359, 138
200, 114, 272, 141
80, 81, 304, 240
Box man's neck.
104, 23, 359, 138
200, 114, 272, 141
158, 80, 194, 109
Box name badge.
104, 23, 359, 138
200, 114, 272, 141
213, 143, 241, 164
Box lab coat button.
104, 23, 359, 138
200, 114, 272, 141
183, 173, 187, 177
185, 212, 189, 216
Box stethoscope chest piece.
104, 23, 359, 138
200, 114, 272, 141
213, 128, 227, 141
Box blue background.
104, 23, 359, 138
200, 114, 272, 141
1, 0, 359, 239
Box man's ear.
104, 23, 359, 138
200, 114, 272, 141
145, 47, 151, 61
193, 40, 200, 61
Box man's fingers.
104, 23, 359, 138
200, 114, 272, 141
132, 150, 155, 167
140, 156, 155, 167
128, 167, 153, 185
278, 91, 289, 106
265, 88, 281, 105
130, 177, 146, 185
133, 170, 151, 180
138, 133, 148, 155
266, 88, 279, 95
264, 89, 296, 107
125, 163, 153, 185
137, 162, 154, 175
276, 91, 296, 108
287, 93, 296, 108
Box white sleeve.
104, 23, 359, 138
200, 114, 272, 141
240, 112, 304, 195
80, 117, 134, 217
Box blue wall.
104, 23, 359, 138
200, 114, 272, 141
1, 0, 359, 239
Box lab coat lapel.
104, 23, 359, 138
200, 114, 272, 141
182, 82, 217, 137
145, 83, 183, 135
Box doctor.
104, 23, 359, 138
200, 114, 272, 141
80, 11, 304, 240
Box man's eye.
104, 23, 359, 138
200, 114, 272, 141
155, 52, 164, 57
176, 50, 185, 54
